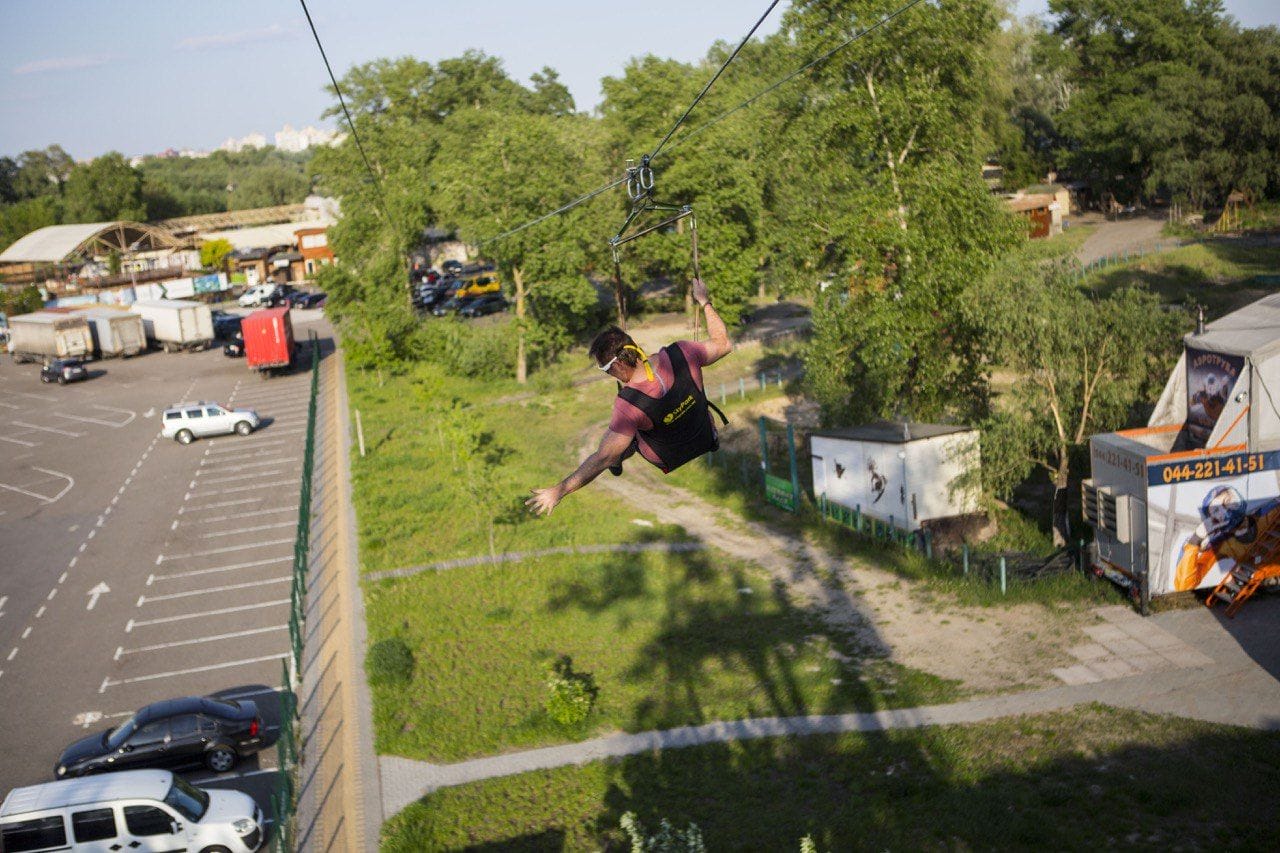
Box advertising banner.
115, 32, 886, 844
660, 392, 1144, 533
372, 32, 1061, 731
1146, 453, 1280, 594
193, 273, 222, 294
1185, 347, 1244, 448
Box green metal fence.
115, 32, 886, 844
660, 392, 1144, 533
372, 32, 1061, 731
270, 331, 320, 852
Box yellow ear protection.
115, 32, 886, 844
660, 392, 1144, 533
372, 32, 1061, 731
621, 344, 656, 382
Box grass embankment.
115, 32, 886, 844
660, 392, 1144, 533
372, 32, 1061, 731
350, 359, 957, 764
1088, 239, 1280, 317
382, 704, 1280, 850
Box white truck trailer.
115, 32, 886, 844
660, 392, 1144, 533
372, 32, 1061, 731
7, 312, 93, 363
71, 307, 146, 358
129, 299, 214, 352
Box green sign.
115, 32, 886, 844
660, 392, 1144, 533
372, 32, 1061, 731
765, 472, 796, 512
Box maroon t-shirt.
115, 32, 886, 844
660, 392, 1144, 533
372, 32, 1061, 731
609, 341, 710, 468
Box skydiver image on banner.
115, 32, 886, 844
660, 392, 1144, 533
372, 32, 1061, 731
1185, 347, 1243, 449
1173, 484, 1280, 591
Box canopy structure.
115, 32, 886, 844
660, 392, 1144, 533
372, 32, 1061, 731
0, 221, 180, 265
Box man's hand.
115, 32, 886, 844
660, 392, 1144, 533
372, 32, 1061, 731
526, 484, 565, 517
691, 277, 710, 307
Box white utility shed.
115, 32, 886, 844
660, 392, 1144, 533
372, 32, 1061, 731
810, 421, 981, 532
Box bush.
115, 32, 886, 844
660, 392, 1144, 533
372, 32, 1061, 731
412, 319, 517, 380
545, 655, 598, 727
367, 637, 415, 686
620, 812, 706, 853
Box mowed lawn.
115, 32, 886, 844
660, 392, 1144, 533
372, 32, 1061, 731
382, 704, 1280, 851
366, 548, 956, 763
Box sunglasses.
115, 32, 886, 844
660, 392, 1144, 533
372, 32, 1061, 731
597, 354, 620, 373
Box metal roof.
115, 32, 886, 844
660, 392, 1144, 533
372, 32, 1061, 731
0, 221, 179, 264
1187, 292, 1280, 359
810, 420, 975, 444
201, 218, 333, 252
0, 770, 172, 816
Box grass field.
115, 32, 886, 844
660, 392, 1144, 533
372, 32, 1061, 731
380, 704, 1280, 851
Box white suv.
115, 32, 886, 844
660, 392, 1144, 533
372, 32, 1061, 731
162, 402, 261, 445
238, 284, 275, 308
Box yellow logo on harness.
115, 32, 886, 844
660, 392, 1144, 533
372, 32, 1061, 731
663, 394, 696, 425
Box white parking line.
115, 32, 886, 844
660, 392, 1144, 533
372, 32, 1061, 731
185, 505, 298, 525
180, 497, 260, 513
200, 469, 289, 487
0, 401, 19, 409
52, 407, 136, 428
126, 599, 289, 631
139, 576, 290, 604
157, 537, 293, 562
11, 421, 83, 437
0, 481, 55, 502
199, 521, 295, 539
115, 625, 287, 658
188, 480, 295, 498
199, 457, 297, 472
203, 440, 292, 456
0, 435, 36, 447
99, 653, 288, 692
149, 556, 291, 583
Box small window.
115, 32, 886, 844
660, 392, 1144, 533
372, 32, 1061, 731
164, 411, 181, 421
129, 719, 168, 748
123, 806, 173, 837
184, 408, 204, 419
72, 808, 117, 842
1, 815, 67, 852
205, 407, 221, 417
168, 714, 200, 738
197, 713, 223, 733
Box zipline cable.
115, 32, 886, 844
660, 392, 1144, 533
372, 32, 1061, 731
298, 0, 394, 225
648, 0, 782, 162
476, 175, 629, 247
663, 0, 930, 156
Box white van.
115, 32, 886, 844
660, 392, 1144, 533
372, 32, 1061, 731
238, 284, 276, 308
0, 769, 265, 852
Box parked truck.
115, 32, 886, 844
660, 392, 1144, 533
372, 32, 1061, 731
129, 299, 214, 352
7, 312, 93, 363
241, 306, 295, 376
71, 307, 146, 358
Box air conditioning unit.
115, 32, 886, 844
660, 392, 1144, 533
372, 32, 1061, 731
1082, 479, 1131, 543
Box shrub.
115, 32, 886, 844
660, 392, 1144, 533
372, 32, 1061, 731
367, 637, 415, 686
544, 655, 598, 727
619, 812, 706, 853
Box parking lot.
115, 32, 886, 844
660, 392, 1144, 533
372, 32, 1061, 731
0, 308, 330, 815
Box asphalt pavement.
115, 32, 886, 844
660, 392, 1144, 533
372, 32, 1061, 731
0, 309, 331, 820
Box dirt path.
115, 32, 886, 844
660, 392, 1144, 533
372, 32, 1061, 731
1075, 212, 1172, 264
594, 440, 1091, 695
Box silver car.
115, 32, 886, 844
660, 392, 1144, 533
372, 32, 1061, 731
161, 402, 261, 445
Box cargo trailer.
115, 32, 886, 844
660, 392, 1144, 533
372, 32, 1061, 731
7, 312, 93, 363
71, 308, 145, 358
129, 299, 214, 352
241, 306, 295, 376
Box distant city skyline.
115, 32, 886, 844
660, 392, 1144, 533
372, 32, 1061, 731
1, 0, 1276, 161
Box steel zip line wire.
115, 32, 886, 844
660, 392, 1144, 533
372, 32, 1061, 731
647, 0, 782, 162
662, 0, 931, 157
478, 0, 926, 247
298, 0, 393, 226
479, 0, 782, 247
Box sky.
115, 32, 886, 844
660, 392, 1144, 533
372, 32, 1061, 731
1, 0, 1277, 161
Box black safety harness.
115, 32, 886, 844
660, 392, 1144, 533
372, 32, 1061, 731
617, 344, 729, 473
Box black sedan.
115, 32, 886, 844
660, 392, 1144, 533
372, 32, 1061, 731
442, 259, 464, 276
56, 696, 266, 778
459, 294, 508, 318
286, 290, 327, 309
431, 295, 471, 316
40, 358, 87, 384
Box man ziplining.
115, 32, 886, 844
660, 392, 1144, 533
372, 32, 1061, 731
526, 278, 733, 516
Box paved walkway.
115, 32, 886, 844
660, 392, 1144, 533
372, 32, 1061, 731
378, 595, 1280, 818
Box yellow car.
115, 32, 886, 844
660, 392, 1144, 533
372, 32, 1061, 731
456, 274, 501, 298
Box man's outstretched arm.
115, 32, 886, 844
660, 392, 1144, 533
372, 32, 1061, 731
692, 278, 732, 365
526, 428, 634, 516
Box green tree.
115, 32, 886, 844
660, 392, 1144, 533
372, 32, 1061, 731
13, 145, 73, 200
1, 285, 45, 317
0, 195, 60, 251
972, 259, 1184, 542
199, 238, 234, 271
63, 152, 145, 222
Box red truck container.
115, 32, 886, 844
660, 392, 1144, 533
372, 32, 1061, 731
241, 306, 295, 375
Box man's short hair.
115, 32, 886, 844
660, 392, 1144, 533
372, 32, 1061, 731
589, 325, 638, 367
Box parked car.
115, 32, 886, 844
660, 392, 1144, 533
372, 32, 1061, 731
211, 311, 243, 340
222, 340, 245, 357
238, 284, 276, 308
459, 294, 508, 318
456, 273, 502, 298
0, 770, 266, 853
441, 259, 464, 276
40, 358, 88, 385
161, 402, 260, 444
55, 696, 266, 778
285, 290, 326, 309
431, 295, 471, 317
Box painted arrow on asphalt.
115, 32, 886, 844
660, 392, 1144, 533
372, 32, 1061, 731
86, 583, 110, 610
143, 408, 155, 418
